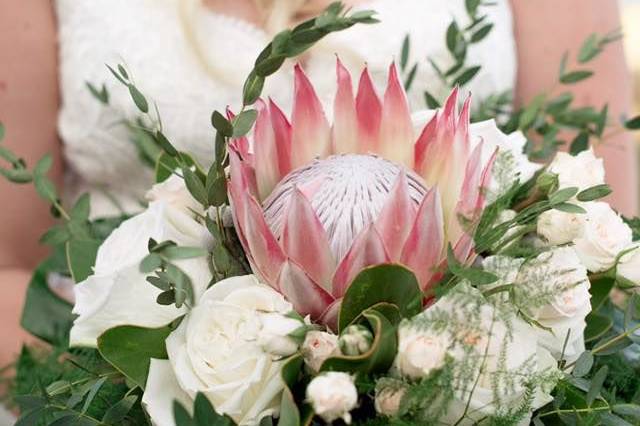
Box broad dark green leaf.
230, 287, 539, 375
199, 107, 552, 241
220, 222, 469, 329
321, 306, 398, 374
277, 355, 313, 426
624, 115, 640, 130
174, 400, 195, 426
97, 324, 172, 388
453, 65, 481, 86
338, 264, 422, 332
570, 131, 590, 155
590, 275, 615, 311
211, 111, 233, 137
584, 313, 613, 343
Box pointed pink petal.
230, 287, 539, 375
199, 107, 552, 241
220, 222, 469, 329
379, 63, 413, 166
319, 299, 342, 332
243, 194, 286, 286
332, 58, 358, 154
332, 224, 390, 298
400, 188, 445, 291
443, 86, 459, 118
453, 232, 475, 264
253, 100, 279, 201
413, 112, 439, 175
457, 143, 496, 220
355, 67, 382, 153
269, 98, 292, 177
375, 171, 417, 261
282, 188, 336, 292
278, 259, 335, 319
291, 64, 331, 169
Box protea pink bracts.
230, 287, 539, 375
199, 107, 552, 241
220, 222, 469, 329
228, 59, 495, 326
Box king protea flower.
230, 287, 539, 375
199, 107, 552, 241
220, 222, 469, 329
228, 60, 495, 326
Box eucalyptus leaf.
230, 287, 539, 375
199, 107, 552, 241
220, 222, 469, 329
549, 187, 579, 205
624, 115, 640, 130
572, 351, 594, 378
560, 70, 594, 85
569, 131, 589, 155
577, 184, 612, 202
553, 202, 586, 214
232, 109, 258, 138
128, 84, 149, 113
586, 365, 608, 405
211, 111, 233, 137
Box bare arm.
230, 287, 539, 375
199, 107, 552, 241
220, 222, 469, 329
0, 0, 60, 363
511, 0, 637, 216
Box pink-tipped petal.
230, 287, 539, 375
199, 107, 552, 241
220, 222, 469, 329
413, 112, 439, 174
400, 188, 445, 291
379, 63, 413, 166
279, 259, 335, 319
253, 100, 279, 201
332, 224, 390, 298
355, 67, 382, 153
291, 64, 331, 169
457, 143, 497, 221
319, 299, 342, 332
333, 58, 359, 154
242, 194, 286, 286
269, 98, 293, 177
453, 232, 475, 264
443, 86, 459, 118
375, 171, 417, 260
282, 188, 336, 292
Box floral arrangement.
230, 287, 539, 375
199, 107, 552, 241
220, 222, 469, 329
3, 3, 640, 426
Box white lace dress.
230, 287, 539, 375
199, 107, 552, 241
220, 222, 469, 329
54, 0, 517, 218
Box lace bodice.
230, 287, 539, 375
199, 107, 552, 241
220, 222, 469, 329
55, 0, 517, 217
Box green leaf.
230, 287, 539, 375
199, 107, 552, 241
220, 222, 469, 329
584, 313, 613, 343
577, 184, 612, 202
20, 259, 73, 344
549, 187, 579, 204
193, 392, 235, 426
453, 65, 481, 86
102, 395, 138, 423
578, 33, 601, 63
154, 130, 179, 157
243, 72, 265, 106
106, 64, 128, 85
586, 365, 608, 406
163, 246, 208, 260
34, 174, 58, 203
424, 91, 441, 109
600, 413, 634, 426
97, 324, 173, 388
547, 92, 574, 115
560, 70, 593, 84
81, 377, 107, 414
445, 21, 460, 54
321, 306, 398, 374
572, 351, 594, 378
40, 226, 71, 246
570, 131, 590, 155
211, 111, 233, 137
465, 0, 481, 15
128, 84, 149, 113
590, 275, 615, 311
403, 63, 418, 91
155, 151, 196, 183
85, 81, 110, 105
553, 202, 587, 214
174, 400, 195, 426
70, 194, 91, 222
206, 168, 227, 207
0, 121, 4, 141
277, 355, 313, 426
338, 264, 422, 332
518, 94, 546, 129
182, 167, 207, 206
255, 55, 287, 77
117, 64, 129, 79
470, 23, 493, 43
66, 238, 101, 283
400, 35, 410, 70
612, 404, 640, 420
232, 109, 258, 138
447, 246, 498, 286
0, 167, 32, 183
140, 253, 163, 273
624, 115, 640, 130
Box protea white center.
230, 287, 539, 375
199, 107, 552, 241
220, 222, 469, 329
262, 154, 428, 262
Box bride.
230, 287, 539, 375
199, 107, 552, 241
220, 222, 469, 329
0, 0, 636, 383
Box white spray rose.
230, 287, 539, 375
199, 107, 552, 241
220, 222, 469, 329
142, 275, 294, 426
301, 331, 339, 372
537, 208, 586, 246
306, 372, 358, 424
394, 328, 448, 379
617, 244, 640, 285
574, 202, 632, 272
70, 193, 212, 347
257, 312, 305, 357
548, 149, 605, 192
374, 386, 406, 417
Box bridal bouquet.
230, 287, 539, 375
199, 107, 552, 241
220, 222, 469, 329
4, 3, 640, 426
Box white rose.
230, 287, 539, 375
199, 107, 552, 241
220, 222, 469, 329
142, 275, 293, 426
70, 199, 212, 347
537, 208, 585, 246
258, 312, 305, 357
374, 386, 406, 417
529, 248, 592, 362
394, 328, 447, 379
617, 244, 640, 285
146, 174, 203, 214
574, 202, 632, 272
549, 149, 605, 192
301, 331, 339, 372
306, 372, 358, 424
